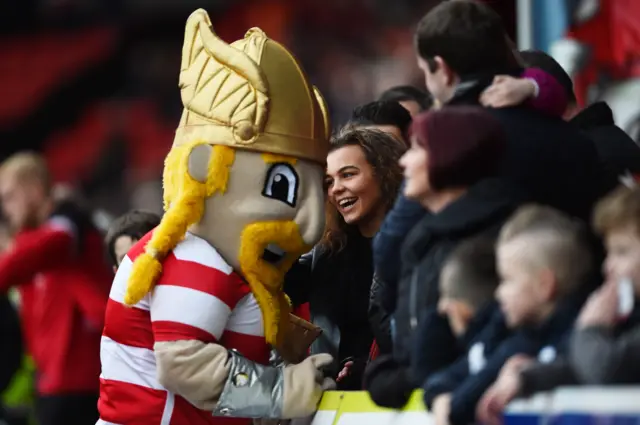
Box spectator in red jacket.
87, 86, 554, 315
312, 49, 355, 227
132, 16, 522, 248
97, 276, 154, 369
0, 152, 111, 425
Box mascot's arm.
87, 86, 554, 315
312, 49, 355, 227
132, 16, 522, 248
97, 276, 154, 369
151, 276, 334, 419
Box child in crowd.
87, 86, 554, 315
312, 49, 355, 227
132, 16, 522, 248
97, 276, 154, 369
574, 185, 640, 382
411, 236, 504, 384
477, 186, 640, 424
424, 205, 592, 425
104, 210, 160, 271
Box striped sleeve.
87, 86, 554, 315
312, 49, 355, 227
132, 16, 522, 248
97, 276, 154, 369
150, 238, 251, 344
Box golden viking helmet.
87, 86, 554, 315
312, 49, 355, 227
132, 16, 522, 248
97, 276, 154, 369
174, 9, 331, 162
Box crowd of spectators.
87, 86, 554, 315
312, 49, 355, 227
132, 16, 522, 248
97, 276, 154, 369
2, 1, 640, 425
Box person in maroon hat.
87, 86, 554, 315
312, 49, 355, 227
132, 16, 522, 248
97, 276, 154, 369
364, 106, 529, 409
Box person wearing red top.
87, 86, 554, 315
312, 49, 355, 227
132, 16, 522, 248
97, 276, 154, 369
0, 152, 111, 425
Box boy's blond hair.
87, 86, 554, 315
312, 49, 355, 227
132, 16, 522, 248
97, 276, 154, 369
593, 185, 640, 236
498, 204, 591, 296
0, 152, 52, 194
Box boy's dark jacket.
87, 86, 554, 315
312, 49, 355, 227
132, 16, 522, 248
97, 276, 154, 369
411, 301, 501, 386
423, 300, 581, 425
519, 303, 640, 395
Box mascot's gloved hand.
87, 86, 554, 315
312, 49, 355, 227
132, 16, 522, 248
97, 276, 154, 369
282, 354, 335, 418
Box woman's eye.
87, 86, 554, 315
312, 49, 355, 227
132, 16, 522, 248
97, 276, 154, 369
262, 163, 299, 207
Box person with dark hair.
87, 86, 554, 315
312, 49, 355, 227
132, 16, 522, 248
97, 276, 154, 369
284, 128, 406, 390
347, 100, 413, 144
413, 0, 616, 222
364, 106, 528, 408
412, 235, 501, 386
105, 210, 161, 271
378, 85, 433, 117
519, 49, 640, 182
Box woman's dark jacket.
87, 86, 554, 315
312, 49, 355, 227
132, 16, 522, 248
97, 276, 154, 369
364, 178, 528, 408
284, 233, 374, 390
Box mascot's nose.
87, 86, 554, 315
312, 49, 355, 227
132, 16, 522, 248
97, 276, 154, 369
296, 180, 325, 246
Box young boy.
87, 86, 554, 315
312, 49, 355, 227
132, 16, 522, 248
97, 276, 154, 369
104, 210, 160, 271
424, 205, 592, 425
411, 236, 504, 385
477, 186, 640, 424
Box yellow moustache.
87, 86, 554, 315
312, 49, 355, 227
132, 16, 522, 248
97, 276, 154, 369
239, 220, 310, 346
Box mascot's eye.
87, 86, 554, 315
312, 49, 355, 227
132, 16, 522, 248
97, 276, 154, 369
262, 163, 299, 207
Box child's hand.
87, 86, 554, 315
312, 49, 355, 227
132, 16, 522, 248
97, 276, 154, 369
432, 393, 452, 425
577, 282, 618, 328
480, 75, 537, 108
501, 354, 534, 375
477, 355, 532, 425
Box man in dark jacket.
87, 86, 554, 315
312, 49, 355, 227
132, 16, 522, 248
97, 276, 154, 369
415, 0, 616, 222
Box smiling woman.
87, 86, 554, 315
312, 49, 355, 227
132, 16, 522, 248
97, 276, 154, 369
283, 128, 405, 391
322, 129, 406, 253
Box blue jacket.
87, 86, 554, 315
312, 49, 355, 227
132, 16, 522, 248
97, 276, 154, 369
423, 301, 581, 425
411, 302, 500, 386
372, 183, 426, 314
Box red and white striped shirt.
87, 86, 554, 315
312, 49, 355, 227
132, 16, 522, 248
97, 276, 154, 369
97, 231, 270, 425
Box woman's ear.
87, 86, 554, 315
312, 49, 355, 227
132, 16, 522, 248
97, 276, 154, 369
187, 144, 213, 183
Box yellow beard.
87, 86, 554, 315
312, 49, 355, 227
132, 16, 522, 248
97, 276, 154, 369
239, 221, 309, 346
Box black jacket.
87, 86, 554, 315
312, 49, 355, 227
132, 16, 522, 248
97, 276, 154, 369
424, 301, 581, 425
449, 74, 617, 222
364, 179, 526, 408
284, 234, 374, 390
572, 101, 640, 178
368, 272, 393, 356
394, 179, 527, 362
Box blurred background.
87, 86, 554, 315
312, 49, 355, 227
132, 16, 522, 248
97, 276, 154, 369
0, 0, 639, 219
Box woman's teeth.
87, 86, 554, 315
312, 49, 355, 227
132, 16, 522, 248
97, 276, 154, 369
338, 198, 357, 209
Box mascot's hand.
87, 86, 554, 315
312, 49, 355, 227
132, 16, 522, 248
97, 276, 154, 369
281, 354, 335, 418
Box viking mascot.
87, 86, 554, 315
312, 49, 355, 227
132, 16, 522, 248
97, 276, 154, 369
97, 9, 333, 425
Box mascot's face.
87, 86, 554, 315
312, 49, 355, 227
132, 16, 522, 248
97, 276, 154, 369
189, 147, 325, 284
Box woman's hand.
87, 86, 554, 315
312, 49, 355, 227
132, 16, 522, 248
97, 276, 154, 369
480, 75, 537, 108
336, 361, 354, 382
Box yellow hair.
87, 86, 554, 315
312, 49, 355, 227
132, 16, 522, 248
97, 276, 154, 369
125, 141, 235, 305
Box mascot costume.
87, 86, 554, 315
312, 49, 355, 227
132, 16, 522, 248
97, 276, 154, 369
97, 9, 333, 425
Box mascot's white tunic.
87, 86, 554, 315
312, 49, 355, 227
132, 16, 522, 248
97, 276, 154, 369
97, 9, 333, 425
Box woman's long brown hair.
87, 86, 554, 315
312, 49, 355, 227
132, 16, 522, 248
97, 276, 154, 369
320, 128, 406, 254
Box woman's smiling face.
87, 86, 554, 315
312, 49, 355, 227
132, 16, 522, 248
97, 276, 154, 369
325, 144, 382, 226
